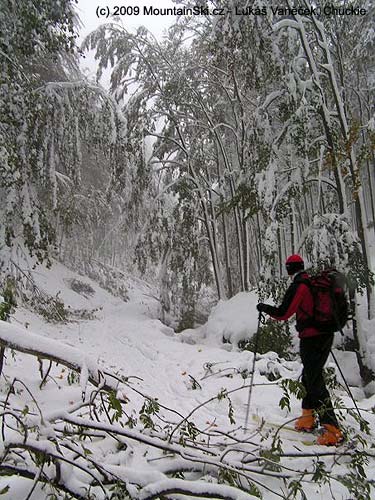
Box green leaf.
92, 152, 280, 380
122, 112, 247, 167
312, 460, 328, 483
140, 414, 154, 429
279, 395, 290, 412
108, 390, 123, 422
217, 388, 227, 400
259, 448, 281, 472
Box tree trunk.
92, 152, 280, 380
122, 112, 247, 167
349, 289, 374, 385
0, 347, 5, 377
229, 177, 245, 291
222, 211, 233, 298
242, 216, 251, 291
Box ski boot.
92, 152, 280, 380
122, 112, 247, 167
294, 409, 316, 432
317, 424, 343, 446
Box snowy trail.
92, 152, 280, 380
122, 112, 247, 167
90, 304, 253, 425
12, 265, 259, 431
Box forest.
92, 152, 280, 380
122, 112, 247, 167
0, 0, 375, 499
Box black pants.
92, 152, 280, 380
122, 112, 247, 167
300, 334, 338, 427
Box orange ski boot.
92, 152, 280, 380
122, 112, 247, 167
317, 424, 343, 446
294, 409, 316, 432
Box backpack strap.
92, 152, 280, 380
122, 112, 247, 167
292, 275, 316, 330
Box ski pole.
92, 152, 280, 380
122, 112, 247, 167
244, 311, 264, 431
331, 296, 365, 424
330, 348, 364, 423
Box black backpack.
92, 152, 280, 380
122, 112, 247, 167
299, 269, 350, 333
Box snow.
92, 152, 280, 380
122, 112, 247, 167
329, 350, 362, 388
199, 291, 260, 347
0, 260, 374, 499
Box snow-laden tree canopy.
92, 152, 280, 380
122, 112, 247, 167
0, 0, 129, 268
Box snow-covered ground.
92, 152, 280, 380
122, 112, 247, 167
0, 261, 374, 499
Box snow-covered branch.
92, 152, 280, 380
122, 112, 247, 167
0, 322, 102, 392
138, 478, 258, 500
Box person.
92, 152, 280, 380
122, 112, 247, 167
256, 254, 343, 446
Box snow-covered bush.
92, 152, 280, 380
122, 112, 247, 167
68, 278, 95, 298
75, 260, 129, 302
199, 291, 294, 359
202, 292, 259, 347
239, 320, 293, 360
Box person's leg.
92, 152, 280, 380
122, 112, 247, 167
299, 334, 338, 427
295, 335, 328, 431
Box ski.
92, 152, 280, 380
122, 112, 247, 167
249, 415, 354, 448
250, 414, 317, 445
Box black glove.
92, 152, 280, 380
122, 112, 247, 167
256, 303, 266, 313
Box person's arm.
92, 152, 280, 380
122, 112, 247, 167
261, 282, 308, 320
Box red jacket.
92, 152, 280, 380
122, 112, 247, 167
262, 272, 320, 338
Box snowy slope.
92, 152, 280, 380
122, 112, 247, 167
0, 261, 374, 499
